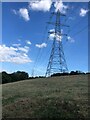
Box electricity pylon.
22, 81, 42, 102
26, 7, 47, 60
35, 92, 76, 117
45, 9, 69, 77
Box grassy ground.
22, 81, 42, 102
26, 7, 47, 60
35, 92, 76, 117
2, 75, 89, 119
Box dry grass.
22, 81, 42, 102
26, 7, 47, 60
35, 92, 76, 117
2, 75, 88, 119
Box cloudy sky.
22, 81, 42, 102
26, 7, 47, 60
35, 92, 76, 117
1, 0, 89, 76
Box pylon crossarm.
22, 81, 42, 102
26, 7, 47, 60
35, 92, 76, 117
47, 22, 69, 27
51, 12, 66, 16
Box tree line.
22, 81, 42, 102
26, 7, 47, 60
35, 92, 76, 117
0, 71, 29, 84
0, 71, 45, 84
0, 70, 90, 84
51, 70, 89, 77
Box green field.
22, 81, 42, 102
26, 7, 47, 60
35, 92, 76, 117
2, 75, 88, 119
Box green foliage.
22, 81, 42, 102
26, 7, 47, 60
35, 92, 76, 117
2, 71, 12, 84
1, 70, 89, 84
2, 71, 29, 84
51, 70, 86, 77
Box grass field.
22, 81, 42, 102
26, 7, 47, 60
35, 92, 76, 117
2, 75, 89, 119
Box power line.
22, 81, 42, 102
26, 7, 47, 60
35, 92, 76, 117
32, 2, 88, 76
72, 25, 88, 38
39, 24, 88, 75
31, 3, 55, 76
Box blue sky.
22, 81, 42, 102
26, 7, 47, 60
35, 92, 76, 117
1, 1, 89, 76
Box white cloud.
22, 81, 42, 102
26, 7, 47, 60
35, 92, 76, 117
36, 43, 47, 48
12, 9, 17, 15
29, 0, 52, 12
0, 44, 32, 64
54, 0, 68, 13
12, 8, 30, 21
29, 0, 68, 13
19, 8, 30, 21
67, 36, 74, 43
12, 43, 21, 47
26, 40, 32, 45
49, 29, 55, 33
49, 29, 62, 41
18, 46, 29, 53
68, 17, 75, 20
18, 39, 21, 42
80, 8, 88, 17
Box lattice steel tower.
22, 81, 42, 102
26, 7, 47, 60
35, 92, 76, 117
45, 9, 69, 77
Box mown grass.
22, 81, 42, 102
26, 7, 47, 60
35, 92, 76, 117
2, 75, 89, 119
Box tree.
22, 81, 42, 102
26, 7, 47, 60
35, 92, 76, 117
2, 71, 29, 84
10, 71, 29, 82
2, 71, 12, 84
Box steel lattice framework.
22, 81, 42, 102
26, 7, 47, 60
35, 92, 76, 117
45, 10, 68, 77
